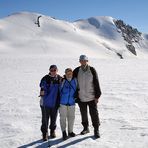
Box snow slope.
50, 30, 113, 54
0, 55, 148, 148
0, 12, 148, 148
0, 12, 148, 58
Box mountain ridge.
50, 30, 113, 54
0, 11, 148, 59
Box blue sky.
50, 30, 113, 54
0, 0, 147, 33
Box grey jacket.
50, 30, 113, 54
73, 65, 101, 102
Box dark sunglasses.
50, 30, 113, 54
80, 60, 88, 62
50, 69, 57, 72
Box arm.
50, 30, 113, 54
91, 67, 102, 99
73, 78, 80, 103
39, 76, 47, 97
73, 67, 80, 78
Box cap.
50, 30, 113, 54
49, 65, 57, 70
79, 55, 88, 61
65, 68, 73, 73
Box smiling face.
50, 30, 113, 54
65, 68, 73, 79
50, 68, 58, 77
79, 60, 88, 66
65, 71, 73, 79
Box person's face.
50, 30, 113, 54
50, 68, 58, 76
80, 60, 88, 66
65, 71, 73, 79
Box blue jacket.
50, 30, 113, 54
40, 74, 61, 108
60, 78, 77, 106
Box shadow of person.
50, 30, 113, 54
18, 138, 62, 148
36, 138, 63, 148
18, 139, 43, 148
57, 135, 95, 148
18, 135, 95, 148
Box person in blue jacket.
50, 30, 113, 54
59, 68, 78, 140
39, 65, 62, 141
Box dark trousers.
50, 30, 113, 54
40, 106, 58, 134
78, 100, 100, 130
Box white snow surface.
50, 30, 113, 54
0, 55, 148, 148
0, 12, 148, 148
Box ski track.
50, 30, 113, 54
0, 55, 148, 148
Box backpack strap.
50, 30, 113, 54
66, 78, 77, 92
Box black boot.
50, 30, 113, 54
94, 129, 100, 138
62, 131, 68, 140
80, 128, 90, 135
42, 132, 48, 141
68, 132, 76, 137
50, 130, 56, 138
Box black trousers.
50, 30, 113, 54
40, 106, 58, 134
78, 100, 100, 130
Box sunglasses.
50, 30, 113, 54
50, 69, 57, 72
80, 60, 88, 62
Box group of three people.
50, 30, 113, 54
39, 55, 102, 141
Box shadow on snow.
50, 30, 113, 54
18, 135, 96, 148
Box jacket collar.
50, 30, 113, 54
80, 65, 90, 72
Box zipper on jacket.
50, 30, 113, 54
67, 81, 71, 106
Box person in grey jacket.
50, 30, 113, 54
73, 55, 101, 138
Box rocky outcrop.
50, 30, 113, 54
35, 15, 42, 27
114, 19, 142, 56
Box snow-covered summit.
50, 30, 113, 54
0, 12, 148, 58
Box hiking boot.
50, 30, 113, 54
42, 132, 48, 141
94, 130, 100, 138
62, 131, 68, 140
50, 130, 56, 138
68, 132, 76, 137
80, 128, 90, 135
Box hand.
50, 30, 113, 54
40, 90, 44, 96
75, 98, 80, 103
94, 98, 99, 104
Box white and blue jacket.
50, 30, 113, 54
60, 78, 78, 106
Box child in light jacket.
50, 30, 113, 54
59, 68, 78, 140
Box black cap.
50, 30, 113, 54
49, 65, 57, 70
